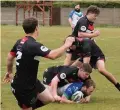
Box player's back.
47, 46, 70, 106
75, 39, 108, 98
11, 36, 48, 91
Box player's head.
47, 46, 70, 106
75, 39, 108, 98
78, 63, 92, 80
74, 4, 80, 12
81, 79, 96, 96
86, 5, 100, 22
22, 17, 39, 37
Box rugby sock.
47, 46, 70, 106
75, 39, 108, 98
115, 83, 120, 91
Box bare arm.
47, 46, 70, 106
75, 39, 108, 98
3, 53, 15, 83
78, 30, 100, 38
51, 76, 62, 101
60, 95, 74, 104
64, 53, 72, 66
47, 45, 69, 60
68, 18, 73, 27
47, 37, 75, 60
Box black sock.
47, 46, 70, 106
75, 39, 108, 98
115, 83, 120, 91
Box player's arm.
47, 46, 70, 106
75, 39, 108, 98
3, 40, 18, 83
33, 37, 75, 60
3, 52, 15, 83
51, 76, 62, 101
64, 49, 72, 66
76, 20, 100, 38
60, 95, 74, 104
78, 30, 100, 38
80, 95, 91, 103
68, 18, 73, 27
60, 85, 75, 104
47, 37, 75, 60
68, 11, 74, 28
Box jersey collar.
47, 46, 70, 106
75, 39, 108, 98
85, 15, 94, 24
26, 36, 36, 41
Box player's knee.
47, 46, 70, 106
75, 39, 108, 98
98, 67, 106, 74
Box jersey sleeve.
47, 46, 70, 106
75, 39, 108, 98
63, 82, 83, 99
32, 42, 51, 57
57, 67, 78, 81
69, 10, 75, 18
76, 19, 87, 32
10, 39, 20, 57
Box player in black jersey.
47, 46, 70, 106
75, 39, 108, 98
3, 17, 75, 110
42, 63, 92, 101
64, 5, 100, 66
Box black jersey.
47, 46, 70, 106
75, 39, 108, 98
10, 36, 51, 91
43, 66, 84, 87
67, 39, 104, 58
72, 16, 94, 37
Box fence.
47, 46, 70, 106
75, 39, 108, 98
1, 7, 120, 26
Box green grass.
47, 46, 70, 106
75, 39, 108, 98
1, 25, 120, 110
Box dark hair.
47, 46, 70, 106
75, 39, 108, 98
22, 17, 38, 34
84, 79, 96, 88
81, 63, 92, 74
86, 5, 100, 15
75, 4, 80, 7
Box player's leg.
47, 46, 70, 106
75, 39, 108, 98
11, 89, 36, 110
36, 80, 54, 104
96, 60, 120, 91
37, 88, 54, 104
33, 80, 54, 109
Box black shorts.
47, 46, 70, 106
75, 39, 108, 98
11, 79, 45, 109
79, 56, 105, 69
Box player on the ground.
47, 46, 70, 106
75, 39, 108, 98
3, 17, 75, 110
58, 79, 95, 103
42, 63, 92, 102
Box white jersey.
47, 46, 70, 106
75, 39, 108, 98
69, 10, 83, 26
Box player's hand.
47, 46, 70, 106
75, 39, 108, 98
3, 72, 13, 83
64, 37, 75, 48
93, 30, 100, 37
80, 98, 90, 103
79, 98, 86, 103
54, 95, 62, 102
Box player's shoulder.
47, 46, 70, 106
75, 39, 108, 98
28, 40, 43, 48
78, 16, 87, 23
70, 66, 79, 70
15, 39, 21, 44
70, 10, 75, 14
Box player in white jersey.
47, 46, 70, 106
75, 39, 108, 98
68, 4, 83, 30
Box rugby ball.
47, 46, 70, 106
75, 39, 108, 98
71, 91, 84, 103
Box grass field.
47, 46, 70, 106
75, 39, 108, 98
1, 25, 120, 110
